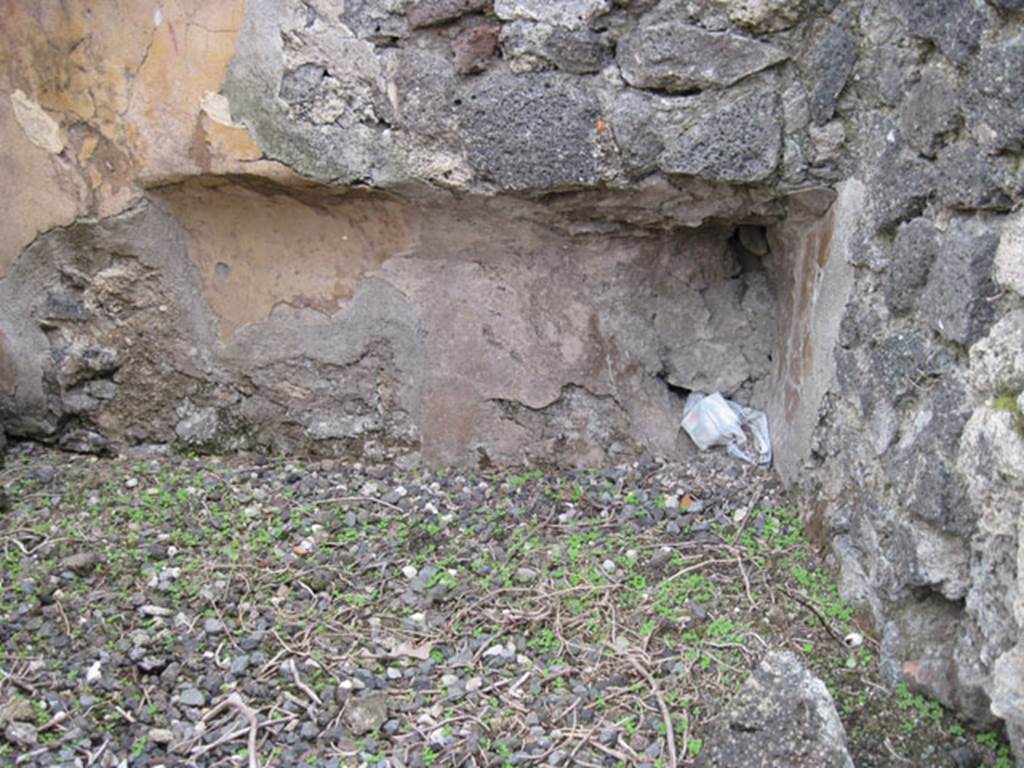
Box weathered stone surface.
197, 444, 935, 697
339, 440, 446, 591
885, 217, 940, 316
345, 693, 388, 735
808, 15, 857, 125
543, 26, 613, 73
8, 90, 64, 155
494, 0, 612, 27
224, 0, 396, 184
880, 596, 983, 714
391, 50, 459, 139
452, 25, 501, 75
965, 33, 1024, 151
617, 17, 788, 93
866, 147, 935, 231
609, 90, 683, 177
340, 0, 409, 43
660, 272, 775, 395
501, 21, 612, 74
808, 120, 846, 165
659, 89, 783, 182
992, 648, 1024, 762
957, 400, 1024, 756
935, 143, 1013, 211
968, 311, 1024, 398
893, 0, 993, 65
921, 217, 1000, 347
456, 73, 607, 191
889, 373, 972, 534
899, 67, 960, 157
695, 652, 854, 768
0, 90, 81, 277
408, 0, 489, 28
767, 182, 859, 485
711, 0, 809, 32
995, 209, 1024, 296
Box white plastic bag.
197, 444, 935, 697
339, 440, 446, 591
681, 391, 772, 466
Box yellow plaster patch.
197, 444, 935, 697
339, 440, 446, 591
0, 95, 79, 277
153, 181, 422, 339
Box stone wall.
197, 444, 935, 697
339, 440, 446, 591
1, 0, 1023, 758
797, 2, 1024, 758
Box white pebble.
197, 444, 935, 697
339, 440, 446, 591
429, 728, 448, 746
602, 560, 616, 572
402, 565, 419, 580
139, 605, 173, 617
86, 660, 102, 684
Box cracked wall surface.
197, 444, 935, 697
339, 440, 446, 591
2, 0, 1024, 759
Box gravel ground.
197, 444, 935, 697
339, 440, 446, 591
0, 445, 1012, 768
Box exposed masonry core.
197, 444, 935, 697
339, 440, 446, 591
0, 176, 843, 471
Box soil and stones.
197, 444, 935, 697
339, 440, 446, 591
0, 445, 1012, 767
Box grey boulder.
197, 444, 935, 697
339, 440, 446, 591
695, 652, 854, 768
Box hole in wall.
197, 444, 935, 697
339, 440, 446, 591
7, 174, 840, 468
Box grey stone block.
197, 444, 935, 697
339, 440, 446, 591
965, 34, 1024, 151
659, 89, 783, 183
808, 14, 857, 125
339, 0, 409, 43
407, 0, 489, 28
985, 0, 1024, 10
617, 17, 788, 93
922, 217, 1000, 347
898, 67, 960, 158
391, 49, 458, 138
893, 0, 992, 65
695, 652, 854, 768
867, 147, 935, 232
890, 375, 971, 532
456, 73, 605, 191
885, 218, 940, 316
494, 0, 611, 27
609, 90, 684, 177
935, 142, 1013, 211
500, 21, 612, 75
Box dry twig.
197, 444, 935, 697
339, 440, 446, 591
626, 654, 678, 768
